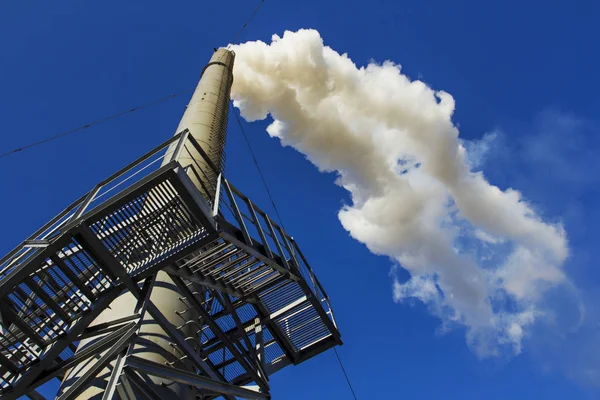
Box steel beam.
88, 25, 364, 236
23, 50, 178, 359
93, 130, 186, 191
245, 199, 273, 259
0, 121, 342, 400
169, 130, 191, 163
74, 225, 142, 298
25, 390, 45, 400
1, 289, 122, 400
102, 349, 128, 400
79, 314, 140, 340
255, 317, 264, 374
296, 281, 341, 342
73, 225, 236, 399
76, 225, 234, 397
215, 291, 268, 382
218, 291, 258, 360
127, 357, 270, 400
132, 232, 219, 282
166, 266, 244, 298
28, 322, 137, 390
0, 299, 45, 347
56, 324, 137, 400
171, 276, 269, 392
172, 166, 217, 231
222, 180, 252, 245
143, 301, 233, 395
102, 275, 156, 400
116, 374, 137, 400
213, 173, 223, 217
24, 276, 70, 322
50, 253, 97, 302
123, 368, 167, 400
73, 184, 102, 220
252, 300, 298, 365
217, 223, 298, 282
263, 216, 289, 272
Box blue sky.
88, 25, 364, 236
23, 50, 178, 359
1, 1, 599, 399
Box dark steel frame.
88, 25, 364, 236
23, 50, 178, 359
0, 130, 342, 399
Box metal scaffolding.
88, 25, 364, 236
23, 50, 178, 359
0, 130, 341, 399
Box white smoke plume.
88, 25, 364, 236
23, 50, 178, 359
231, 29, 569, 356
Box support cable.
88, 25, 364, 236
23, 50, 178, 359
0, 0, 267, 161
0, 89, 193, 159
231, 104, 287, 233
229, 0, 265, 47
232, 103, 359, 400
334, 347, 359, 400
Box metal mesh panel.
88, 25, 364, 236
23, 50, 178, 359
275, 302, 331, 351
88, 179, 208, 277
0, 237, 117, 387
176, 240, 285, 297
0, 132, 341, 397
259, 281, 305, 315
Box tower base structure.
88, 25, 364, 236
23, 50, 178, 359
0, 130, 341, 399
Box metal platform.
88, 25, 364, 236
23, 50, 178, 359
0, 130, 341, 399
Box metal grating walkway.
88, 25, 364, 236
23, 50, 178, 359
0, 130, 341, 399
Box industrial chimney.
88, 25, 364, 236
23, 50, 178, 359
0, 47, 340, 400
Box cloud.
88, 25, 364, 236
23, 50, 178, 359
462, 132, 497, 170
231, 29, 570, 357
474, 110, 600, 386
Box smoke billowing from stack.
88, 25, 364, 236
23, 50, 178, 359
231, 29, 569, 356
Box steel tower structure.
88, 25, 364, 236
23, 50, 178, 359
0, 49, 341, 399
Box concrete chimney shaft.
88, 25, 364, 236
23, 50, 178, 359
58, 49, 235, 399
164, 48, 235, 194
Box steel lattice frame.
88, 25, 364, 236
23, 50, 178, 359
0, 131, 341, 399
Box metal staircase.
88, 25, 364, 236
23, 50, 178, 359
0, 130, 341, 399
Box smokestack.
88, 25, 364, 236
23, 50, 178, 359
165, 48, 235, 196
59, 49, 235, 399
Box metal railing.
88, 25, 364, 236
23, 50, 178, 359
0, 130, 215, 282
0, 127, 340, 394
0, 132, 180, 279
213, 176, 337, 328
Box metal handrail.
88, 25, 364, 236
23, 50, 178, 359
214, 178, 334, 320
0, 128, 338, 326
0, 131, 191, 278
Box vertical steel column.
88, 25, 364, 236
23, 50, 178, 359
58, 49, 235, 399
